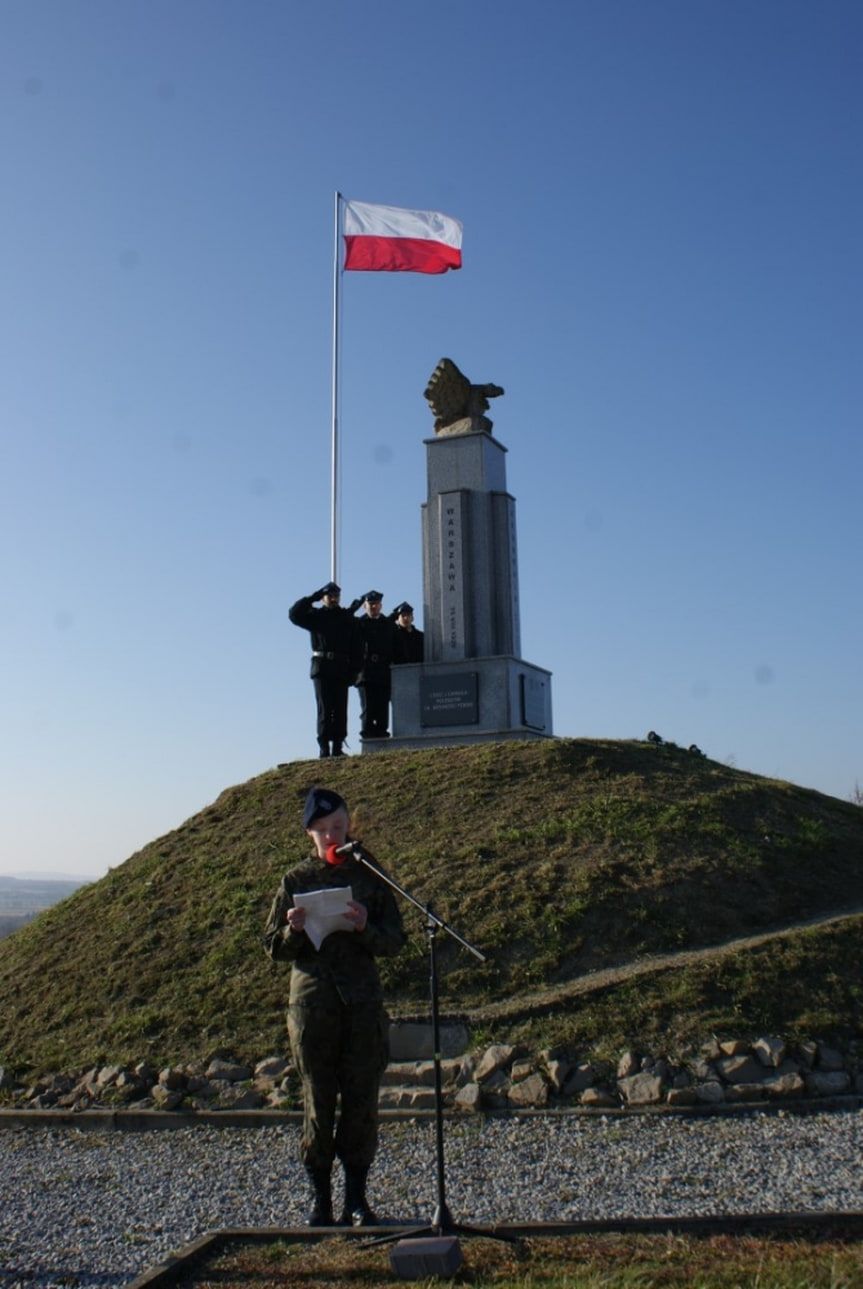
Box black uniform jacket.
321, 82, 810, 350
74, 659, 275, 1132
355, 615, 395, 685
392, 624, 424, 664
289, 596, 360, 681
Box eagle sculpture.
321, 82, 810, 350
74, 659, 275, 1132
423, 357, 505, 435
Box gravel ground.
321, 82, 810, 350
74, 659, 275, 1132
0, 1108, 861, 1288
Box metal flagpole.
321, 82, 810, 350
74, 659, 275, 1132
330, 191, 342, 583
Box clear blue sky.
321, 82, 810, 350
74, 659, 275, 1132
2, 0, 861, 878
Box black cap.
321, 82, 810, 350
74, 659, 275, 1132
321, 582, 341, 595
364, 589, 383, 603
302, 786, 348, 828
394, 601, 414, 615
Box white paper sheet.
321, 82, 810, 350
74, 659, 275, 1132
293, 886, 353, 951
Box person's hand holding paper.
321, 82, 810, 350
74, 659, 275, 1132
288, 886, 355, 950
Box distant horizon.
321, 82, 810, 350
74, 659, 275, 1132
0, 871, 98, 884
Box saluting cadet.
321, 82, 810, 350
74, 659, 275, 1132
390, 601, 424, 665
289, 583, 359, 758
353, 590, 395, 740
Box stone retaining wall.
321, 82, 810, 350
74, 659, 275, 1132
2, 1029, 860, 1114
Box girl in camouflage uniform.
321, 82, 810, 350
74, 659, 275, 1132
264, 787, 406, 1226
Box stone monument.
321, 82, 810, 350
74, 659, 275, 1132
373, 358, 552, 751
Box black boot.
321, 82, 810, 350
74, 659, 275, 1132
318, 741, 330, 759
305, 1166, 334, 1226
331, 741, 344, 757
340, 1164, 376, 1227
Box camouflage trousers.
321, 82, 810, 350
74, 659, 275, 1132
287, 996, 389, 1173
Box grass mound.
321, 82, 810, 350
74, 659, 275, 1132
1, 738, 860, 1077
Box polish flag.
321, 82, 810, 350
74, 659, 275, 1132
343, 200, 463, 274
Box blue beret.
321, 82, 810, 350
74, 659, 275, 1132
303, 787, 348, 828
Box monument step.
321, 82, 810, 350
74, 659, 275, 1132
379, 1085, 441, 1111
380, 1058, 463, 1089
388, 1021, 469, 1062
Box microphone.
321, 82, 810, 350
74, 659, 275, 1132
326, 840, 360, 866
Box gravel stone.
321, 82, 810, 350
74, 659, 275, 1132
0, 1108, 861, 1287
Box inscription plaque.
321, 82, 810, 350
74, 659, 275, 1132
439, 491, 465, 659
421, 672, 479, 726
520, 672, 547, 731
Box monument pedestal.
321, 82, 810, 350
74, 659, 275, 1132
365, 656, 551, 752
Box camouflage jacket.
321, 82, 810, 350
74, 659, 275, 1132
263, 852, 406, 1005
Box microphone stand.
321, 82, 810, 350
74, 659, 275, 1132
342, 841, 519, 1249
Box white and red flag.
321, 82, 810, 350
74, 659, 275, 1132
342, 200, 463, 274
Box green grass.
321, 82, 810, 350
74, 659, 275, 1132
171, 1230, 863, 1288
0, 738, 861, 1078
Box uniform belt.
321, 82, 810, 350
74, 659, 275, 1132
312, 651, 348, 661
